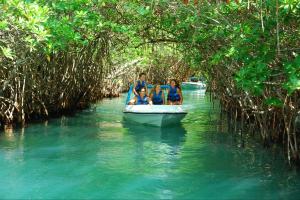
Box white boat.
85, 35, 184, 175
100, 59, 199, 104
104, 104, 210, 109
123, 84, 187, 127
123, 105, 187, 126
181, 81, 206, 90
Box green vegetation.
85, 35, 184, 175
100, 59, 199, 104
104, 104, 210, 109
0, 0, 300, 164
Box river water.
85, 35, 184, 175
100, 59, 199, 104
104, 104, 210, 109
0, 90, 300, 199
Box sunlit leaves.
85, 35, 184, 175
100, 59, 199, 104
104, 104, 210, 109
138, 6, 150, 16
211, 52, 223, 65
225, 47, 236, 58
280, 0, 300, 15
283, 55, 300, 94
0, 20, 8, 30
235, 62, 271, 96
0, 46, 15, 60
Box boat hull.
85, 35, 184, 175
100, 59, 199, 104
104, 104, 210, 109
123, 112, 187, 126
123, 105, 187, 127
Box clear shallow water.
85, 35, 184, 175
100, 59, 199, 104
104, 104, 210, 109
0, 90, 300, 199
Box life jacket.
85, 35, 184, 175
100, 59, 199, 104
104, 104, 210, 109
167, 86, 181, 102
135, 80, 146, 92
136, 95, 149, 105
152, 91, 163, 105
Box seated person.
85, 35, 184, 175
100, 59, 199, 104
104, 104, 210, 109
133, 72, 148, 96
128, 87, 152, 105
167, 79, 183, 105
150, 84, 165, 105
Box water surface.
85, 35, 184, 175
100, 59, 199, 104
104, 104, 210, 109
0, 90, 299, 199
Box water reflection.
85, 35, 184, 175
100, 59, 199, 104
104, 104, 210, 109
121, 120, 187, 177
160, 126, 186, 147
122, 118, 186, 148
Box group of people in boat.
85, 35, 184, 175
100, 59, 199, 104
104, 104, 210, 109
128, 73, 183, 105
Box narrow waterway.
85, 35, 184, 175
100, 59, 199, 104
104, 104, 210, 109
0, 90, 299, 199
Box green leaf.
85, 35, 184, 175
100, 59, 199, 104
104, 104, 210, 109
284, 76, 300, 95
0, 46, 15, 60
0, 20, 8, 30
264, 97, 284, 108
225, 46, 236, 57
138, 6, 150, 16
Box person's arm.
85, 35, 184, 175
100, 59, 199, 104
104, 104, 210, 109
166, 89, 170, 105
133, 81, 138, 96
147, 97, 153, 105
128, 97, 137, 105
178, 88, 183, 105
145, 82, 148, 95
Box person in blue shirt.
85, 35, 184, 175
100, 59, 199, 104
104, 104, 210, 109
133, 72, 148, 96
150, 85, 165, 105
167, 79, 183, 105
128, 87, 152, 105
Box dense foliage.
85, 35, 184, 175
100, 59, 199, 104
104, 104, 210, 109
0, 0, 122, 127
0, 0, 300, 163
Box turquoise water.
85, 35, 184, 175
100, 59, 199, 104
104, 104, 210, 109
0, 90, 300, 199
